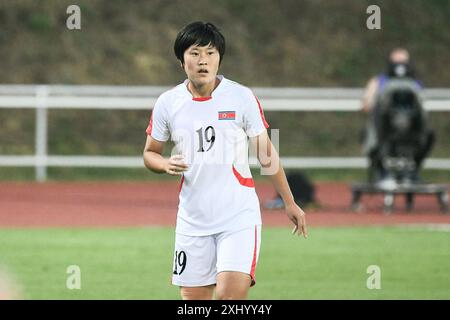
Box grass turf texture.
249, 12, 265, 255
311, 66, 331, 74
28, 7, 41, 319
0, 226, 449, 299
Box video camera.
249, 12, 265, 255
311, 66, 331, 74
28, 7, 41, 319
368, 78, 431, 185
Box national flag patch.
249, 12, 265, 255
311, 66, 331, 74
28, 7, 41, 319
218, 111, 236, 120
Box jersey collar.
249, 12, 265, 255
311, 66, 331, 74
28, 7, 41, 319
184, 75, 225, 102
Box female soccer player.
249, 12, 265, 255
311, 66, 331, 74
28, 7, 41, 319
143, 21, 307, 300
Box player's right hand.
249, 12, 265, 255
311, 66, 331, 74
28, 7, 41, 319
286, 203, 308, 238
166, 155, 189, 175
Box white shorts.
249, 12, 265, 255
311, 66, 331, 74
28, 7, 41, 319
172, 225, 262, 287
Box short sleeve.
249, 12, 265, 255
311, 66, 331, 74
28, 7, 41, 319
243, 92, 269, 137
146, 95, 170, 142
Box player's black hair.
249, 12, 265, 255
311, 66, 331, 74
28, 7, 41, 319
174, 21, 225, 65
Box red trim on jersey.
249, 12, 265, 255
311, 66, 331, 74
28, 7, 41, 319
192, 96, 212, 102
250, 225, 258, 286
178, 175, 184, 193
254, 95, 269, 129
146, 113, 153, 136
232, 165, 255, 188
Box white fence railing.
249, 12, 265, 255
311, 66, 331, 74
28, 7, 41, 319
1, 85, 449, 181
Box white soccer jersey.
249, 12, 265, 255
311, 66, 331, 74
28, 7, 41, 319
146, 75, 269, 236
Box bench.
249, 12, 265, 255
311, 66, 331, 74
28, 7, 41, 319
350, 182, 449, 214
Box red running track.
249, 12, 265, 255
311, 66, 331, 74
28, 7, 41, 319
0, 181, 448, 228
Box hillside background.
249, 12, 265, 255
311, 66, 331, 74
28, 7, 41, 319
1, 0, 449, 86
0, 0, 449, 180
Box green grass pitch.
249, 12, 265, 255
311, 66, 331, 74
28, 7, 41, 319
0, 226, 449, 299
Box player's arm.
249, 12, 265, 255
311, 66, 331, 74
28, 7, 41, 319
143, 135, 188, 175
249, 131, 308, 238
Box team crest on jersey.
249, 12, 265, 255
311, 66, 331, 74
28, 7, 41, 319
218, 111, 236, 120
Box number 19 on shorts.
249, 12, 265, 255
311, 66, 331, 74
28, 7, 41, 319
173, 250, 187, 275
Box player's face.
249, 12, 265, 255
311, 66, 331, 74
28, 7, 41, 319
183, 44, 220, 87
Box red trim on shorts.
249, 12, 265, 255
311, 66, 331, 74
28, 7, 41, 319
254, 95, 269, 129
178, 175, 184, 193
232, 165, 255, 188
146, 113, 153, 135
250, 225, 258, 286
192, 96, 212, 101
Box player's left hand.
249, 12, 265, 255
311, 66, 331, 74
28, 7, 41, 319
285, 203, 308, 238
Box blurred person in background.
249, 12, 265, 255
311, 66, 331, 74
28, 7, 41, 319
362, 48, 420, 113
361, 47, 434, 185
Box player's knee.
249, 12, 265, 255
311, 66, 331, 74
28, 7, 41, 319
215, 281, 249, 300
215, 287, 247, 300
215, 290, 233, 300
215, 271, 251, 300
180, 286, 214, 300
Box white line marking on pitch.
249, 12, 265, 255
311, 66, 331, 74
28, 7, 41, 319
395, 224, 450, 232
